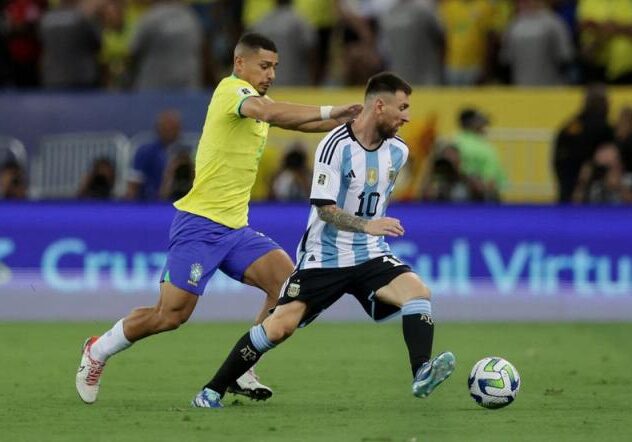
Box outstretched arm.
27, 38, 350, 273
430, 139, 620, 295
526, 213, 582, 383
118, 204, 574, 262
240, 97, 362, 131
316, 204, 405, 237
290, 105, 363, 132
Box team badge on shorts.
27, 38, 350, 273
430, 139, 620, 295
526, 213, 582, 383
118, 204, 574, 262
188, 263, 203, 286
367, 168, 378, 186
287, 282, 301, 297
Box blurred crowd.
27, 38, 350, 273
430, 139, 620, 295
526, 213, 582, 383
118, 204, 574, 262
3, 0, 632, 205
421, 85, 632, 204
3, 83, 632, 205
4, 0, 632, 90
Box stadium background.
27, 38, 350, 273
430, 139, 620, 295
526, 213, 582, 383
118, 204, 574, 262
2, 88, 632, 321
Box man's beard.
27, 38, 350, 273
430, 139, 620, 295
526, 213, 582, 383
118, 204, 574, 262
377, 122, 396, 139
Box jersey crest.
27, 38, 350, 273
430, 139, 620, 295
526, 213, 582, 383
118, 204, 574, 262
366, 168, 378, 186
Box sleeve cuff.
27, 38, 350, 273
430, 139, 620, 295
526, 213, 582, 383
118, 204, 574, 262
311, 199, 336, 207
236, 95, 253, 117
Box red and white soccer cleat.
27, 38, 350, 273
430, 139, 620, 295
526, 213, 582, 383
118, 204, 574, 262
75, 336, 106, 404
227, 367, 273, 401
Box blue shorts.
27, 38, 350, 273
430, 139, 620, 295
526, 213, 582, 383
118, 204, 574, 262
160, 210, 282, 296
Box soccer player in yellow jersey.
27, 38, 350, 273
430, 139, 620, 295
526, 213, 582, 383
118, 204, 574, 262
76, 33, 362, 405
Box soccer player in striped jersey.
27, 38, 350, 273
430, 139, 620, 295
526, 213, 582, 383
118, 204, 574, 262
75, 33, 362, 405
193, 72, 455, 408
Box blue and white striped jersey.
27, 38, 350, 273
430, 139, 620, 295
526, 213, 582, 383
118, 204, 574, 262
297, 123, 409, 269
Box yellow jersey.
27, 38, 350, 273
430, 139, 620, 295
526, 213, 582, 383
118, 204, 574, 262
174, 75, 270, 229
439, 0, 496, 70
578, 0, 632, 80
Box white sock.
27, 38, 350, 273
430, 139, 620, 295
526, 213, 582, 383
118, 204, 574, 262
91, 319, 132, 362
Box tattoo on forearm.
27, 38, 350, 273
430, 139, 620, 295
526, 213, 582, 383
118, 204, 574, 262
317, 206, 367, 233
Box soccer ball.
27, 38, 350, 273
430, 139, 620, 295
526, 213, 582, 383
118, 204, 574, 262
468, 357, 520, 409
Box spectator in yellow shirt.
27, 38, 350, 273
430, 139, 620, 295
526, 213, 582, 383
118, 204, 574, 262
578, 0, 632, 83
439, 0, 499, 85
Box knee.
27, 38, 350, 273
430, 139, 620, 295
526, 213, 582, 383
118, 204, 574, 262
419, 284, 431, 300
402, 285, 431, 304
155, 309, 188, 332
264, 320, 296, 343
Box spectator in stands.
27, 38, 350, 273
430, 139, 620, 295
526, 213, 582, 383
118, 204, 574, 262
421, 143, 484, 202
126, 109, 192, 201
0, 159, 28, 199
129, 0, 203, 90
615, 106, 632, 176
99, 0, 131, 90
78, 157, 117, 199
500, 0, 574, 86
578, 0, 632, 84
241, 0, 274, 29
553, 84, 614, 203
439, 0, 502, 86
250, 0, 316, 86
159, 150, 194, 201
3, 0, 46, 88
337, 0, 389, 85
452, 108, 506, 201
294, 0, 338, 85
39, 0, 101, 89
0, 17, 10, 86
270, 143, 311, 201
572, 143, 631, 204
380, 0, 444, 86
551, 0, 578, 35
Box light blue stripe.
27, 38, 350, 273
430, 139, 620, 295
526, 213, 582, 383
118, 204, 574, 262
249, 324, 275, 352
401, 299, 432, 316
296, 208, 316, 269
353, 149, 379, 264
320, 144, 352, 268
378, 144, 405, 252
382, 143, 404, 216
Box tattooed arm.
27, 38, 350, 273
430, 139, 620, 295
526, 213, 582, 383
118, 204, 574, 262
316, 204, 405, 237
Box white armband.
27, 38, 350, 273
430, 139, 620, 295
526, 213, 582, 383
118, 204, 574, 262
320, 105, 333, 121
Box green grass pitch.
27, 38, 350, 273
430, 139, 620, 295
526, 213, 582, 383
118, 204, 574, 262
1, 322, 631, 441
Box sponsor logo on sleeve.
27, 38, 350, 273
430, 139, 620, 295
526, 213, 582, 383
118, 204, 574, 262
388, 167, 398, 182
237, 87, 253, 97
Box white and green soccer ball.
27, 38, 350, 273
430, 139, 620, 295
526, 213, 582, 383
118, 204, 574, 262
468, 357, 520, 409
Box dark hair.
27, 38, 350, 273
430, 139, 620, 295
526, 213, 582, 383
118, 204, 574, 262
283, 148, 307, 170
459, 108, 489, 129
365, 72, 412, 98
1, 159, 22, 172
237, 33, 277, 53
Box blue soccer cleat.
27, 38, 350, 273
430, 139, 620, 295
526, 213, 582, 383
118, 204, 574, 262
412, 351, 456, 398
192, 388, 224, 409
